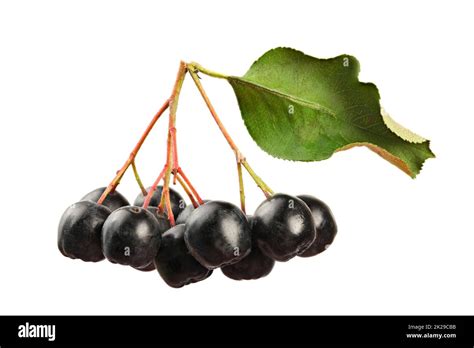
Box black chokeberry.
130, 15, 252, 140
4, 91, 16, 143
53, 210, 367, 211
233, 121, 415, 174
134, 186, 186, 218
253, 193, 316, 262
142, 206, 171, 271
58, 201, 111, 262
102, 206, 165, 268
81, 187, 129, 212
155, 224, 212, 288
221, 216, 275, 280
184, 201, 251, 269
297, 195, 337, 257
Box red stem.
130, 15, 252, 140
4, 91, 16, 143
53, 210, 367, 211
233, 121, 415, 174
158, 124, 175, 222
188, 71, 240, 156
177, 167, 203, 205
162, 186, 175, 225
158, 61, 187, 226
142, 165, 167, 209
97, 99, 170, 205
175, 173, 198, 208
188, 69, 273, 198
171, 126, 178, 185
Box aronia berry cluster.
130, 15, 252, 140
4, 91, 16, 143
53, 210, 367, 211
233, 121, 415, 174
58, 61, 337, 288
58, 186, 337, 288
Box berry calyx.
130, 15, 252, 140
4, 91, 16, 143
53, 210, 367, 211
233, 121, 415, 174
145, 207, 172, 232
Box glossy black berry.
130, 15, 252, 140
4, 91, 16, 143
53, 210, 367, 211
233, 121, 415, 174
81, 187, 129, 212
253, 193, 316, 262
133, 186, 186, 219
175, 200, 210, 224
155, 224, 212, 288
102, 206, 164, 268
184, 201, 251, 269
221, 217, 275, 280
58, 201, 111, 262
221, 246, 275, 280
297, 195, 337, 257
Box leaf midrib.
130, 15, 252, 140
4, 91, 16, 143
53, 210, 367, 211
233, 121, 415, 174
230, 76, 430, 159
231, 77, 400, 142
230, 76, 336, 117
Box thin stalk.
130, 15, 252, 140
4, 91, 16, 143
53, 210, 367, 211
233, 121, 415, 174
237, 161, 245, 213
242, 161, 273, 198
158, 122, 175, 222
188, 69, 240, 155
142, 165, 167, 209
188, 62, 228, 79
188, 68, 274, 197
171, 126, 178, 185
158, 61, 187, 225
175, 173, 198, 208
131, 161, 147, 196
97, 99, 169, 205
177, 167, 203, 205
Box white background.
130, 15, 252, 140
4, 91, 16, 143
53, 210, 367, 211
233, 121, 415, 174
0, 0, 472, 315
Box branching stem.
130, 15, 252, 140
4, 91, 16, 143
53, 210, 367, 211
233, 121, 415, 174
187, 66, 274, 198
142, 165, 167, 209
175, 173, 198, 208
97, 99, 170, 205
177, 167, 204, 206
158, 61, 187, 225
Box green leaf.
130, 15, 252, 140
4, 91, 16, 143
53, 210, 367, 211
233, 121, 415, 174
227, 47, 434, 178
